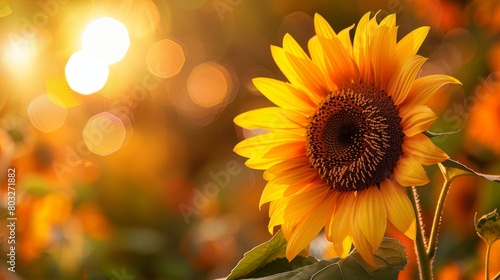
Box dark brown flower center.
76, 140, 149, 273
306, 83, 404, 192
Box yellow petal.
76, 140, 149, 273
284, 48, 328, 99
314, 13, 359, 86
234, 132, 303, 159
353, 12, 373, 82
337, 24, 355, 56
234, 107, 309, 130
380, 179, 416, 240
253, 77, 316, 112
269, 185, 329, 228
351, 219, 377, 267
403, 133, 449, 165
282, 33, 309, 59
313, 13, 336, 39
400, 105, 437, 137
308, 36, 337, 91
286, 194, 335, 260
328, 192, 355, 258
396, 26, 429, 64
281, 221, 297, 240
370, 22, 397, 89
284, 187, 330, 222
394, 156, 430, 186
388, 55, 427, 105
245, 157, 286, 170
356, 186, 387, 252
268, 199, 288, 232
260, 180, 288, 208
283, 33, 328, 100
265, 160, 316, 186
270, 45, 303, 87
402, 74, 462, 109
379, 13, 397, 28
262, 142, 306, 160
261, 177, 323, 210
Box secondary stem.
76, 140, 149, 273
427, 177, 453, 259
486, 243, 491, 280
409, 187, 433, 280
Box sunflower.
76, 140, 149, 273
234, 11, 461, 266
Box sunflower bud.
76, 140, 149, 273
475, 209, 500, 246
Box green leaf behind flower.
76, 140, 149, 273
424, 129, 461, 139
228, 237, 407, 280
441, 159, 500, 182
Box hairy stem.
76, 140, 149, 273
409, 187, 433, 280
427, 177, 453, 259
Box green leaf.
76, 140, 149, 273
423, 129, 460, 139
235, 237, 407, 280
441, 159, 500, 182
245, 256, 318, 278
226, 230, 289, 280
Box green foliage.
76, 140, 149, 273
441, 159, 500, 182
228, 234, 408, 280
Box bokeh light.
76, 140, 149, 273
92, 0, 132, 19
2, 39, 36, 73
65, 50, 110, 95
46, 76, 82, 108
187, 62, 229, 108
82, 17, 130, 65
147, 39, 185, 79
0, 0, 12, 17
175, 0, 207, 10
28, 95, 68, 133
124, 0, 160, 38
82, 112, 127, 156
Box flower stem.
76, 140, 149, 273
486, 243, 491, 280
409, 187, 433, 280
426, 177, 453, 259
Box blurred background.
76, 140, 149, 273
0, 0, 499, 279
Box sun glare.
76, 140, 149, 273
65, 50, 109, 95
82, 17, 130, 65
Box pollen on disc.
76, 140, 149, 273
82, 112, 127, 156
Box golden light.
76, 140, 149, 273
187, 62, 229, 108
124, 0, 160, 38
92, 0, 132, 19
82, 112, 127, 156
147, 39, 185, 79
0, 0, 12, 17
28, 95, 68, 133
2, 40, 36, 73
65, 50, 109, 95
81, 17, 130, 65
